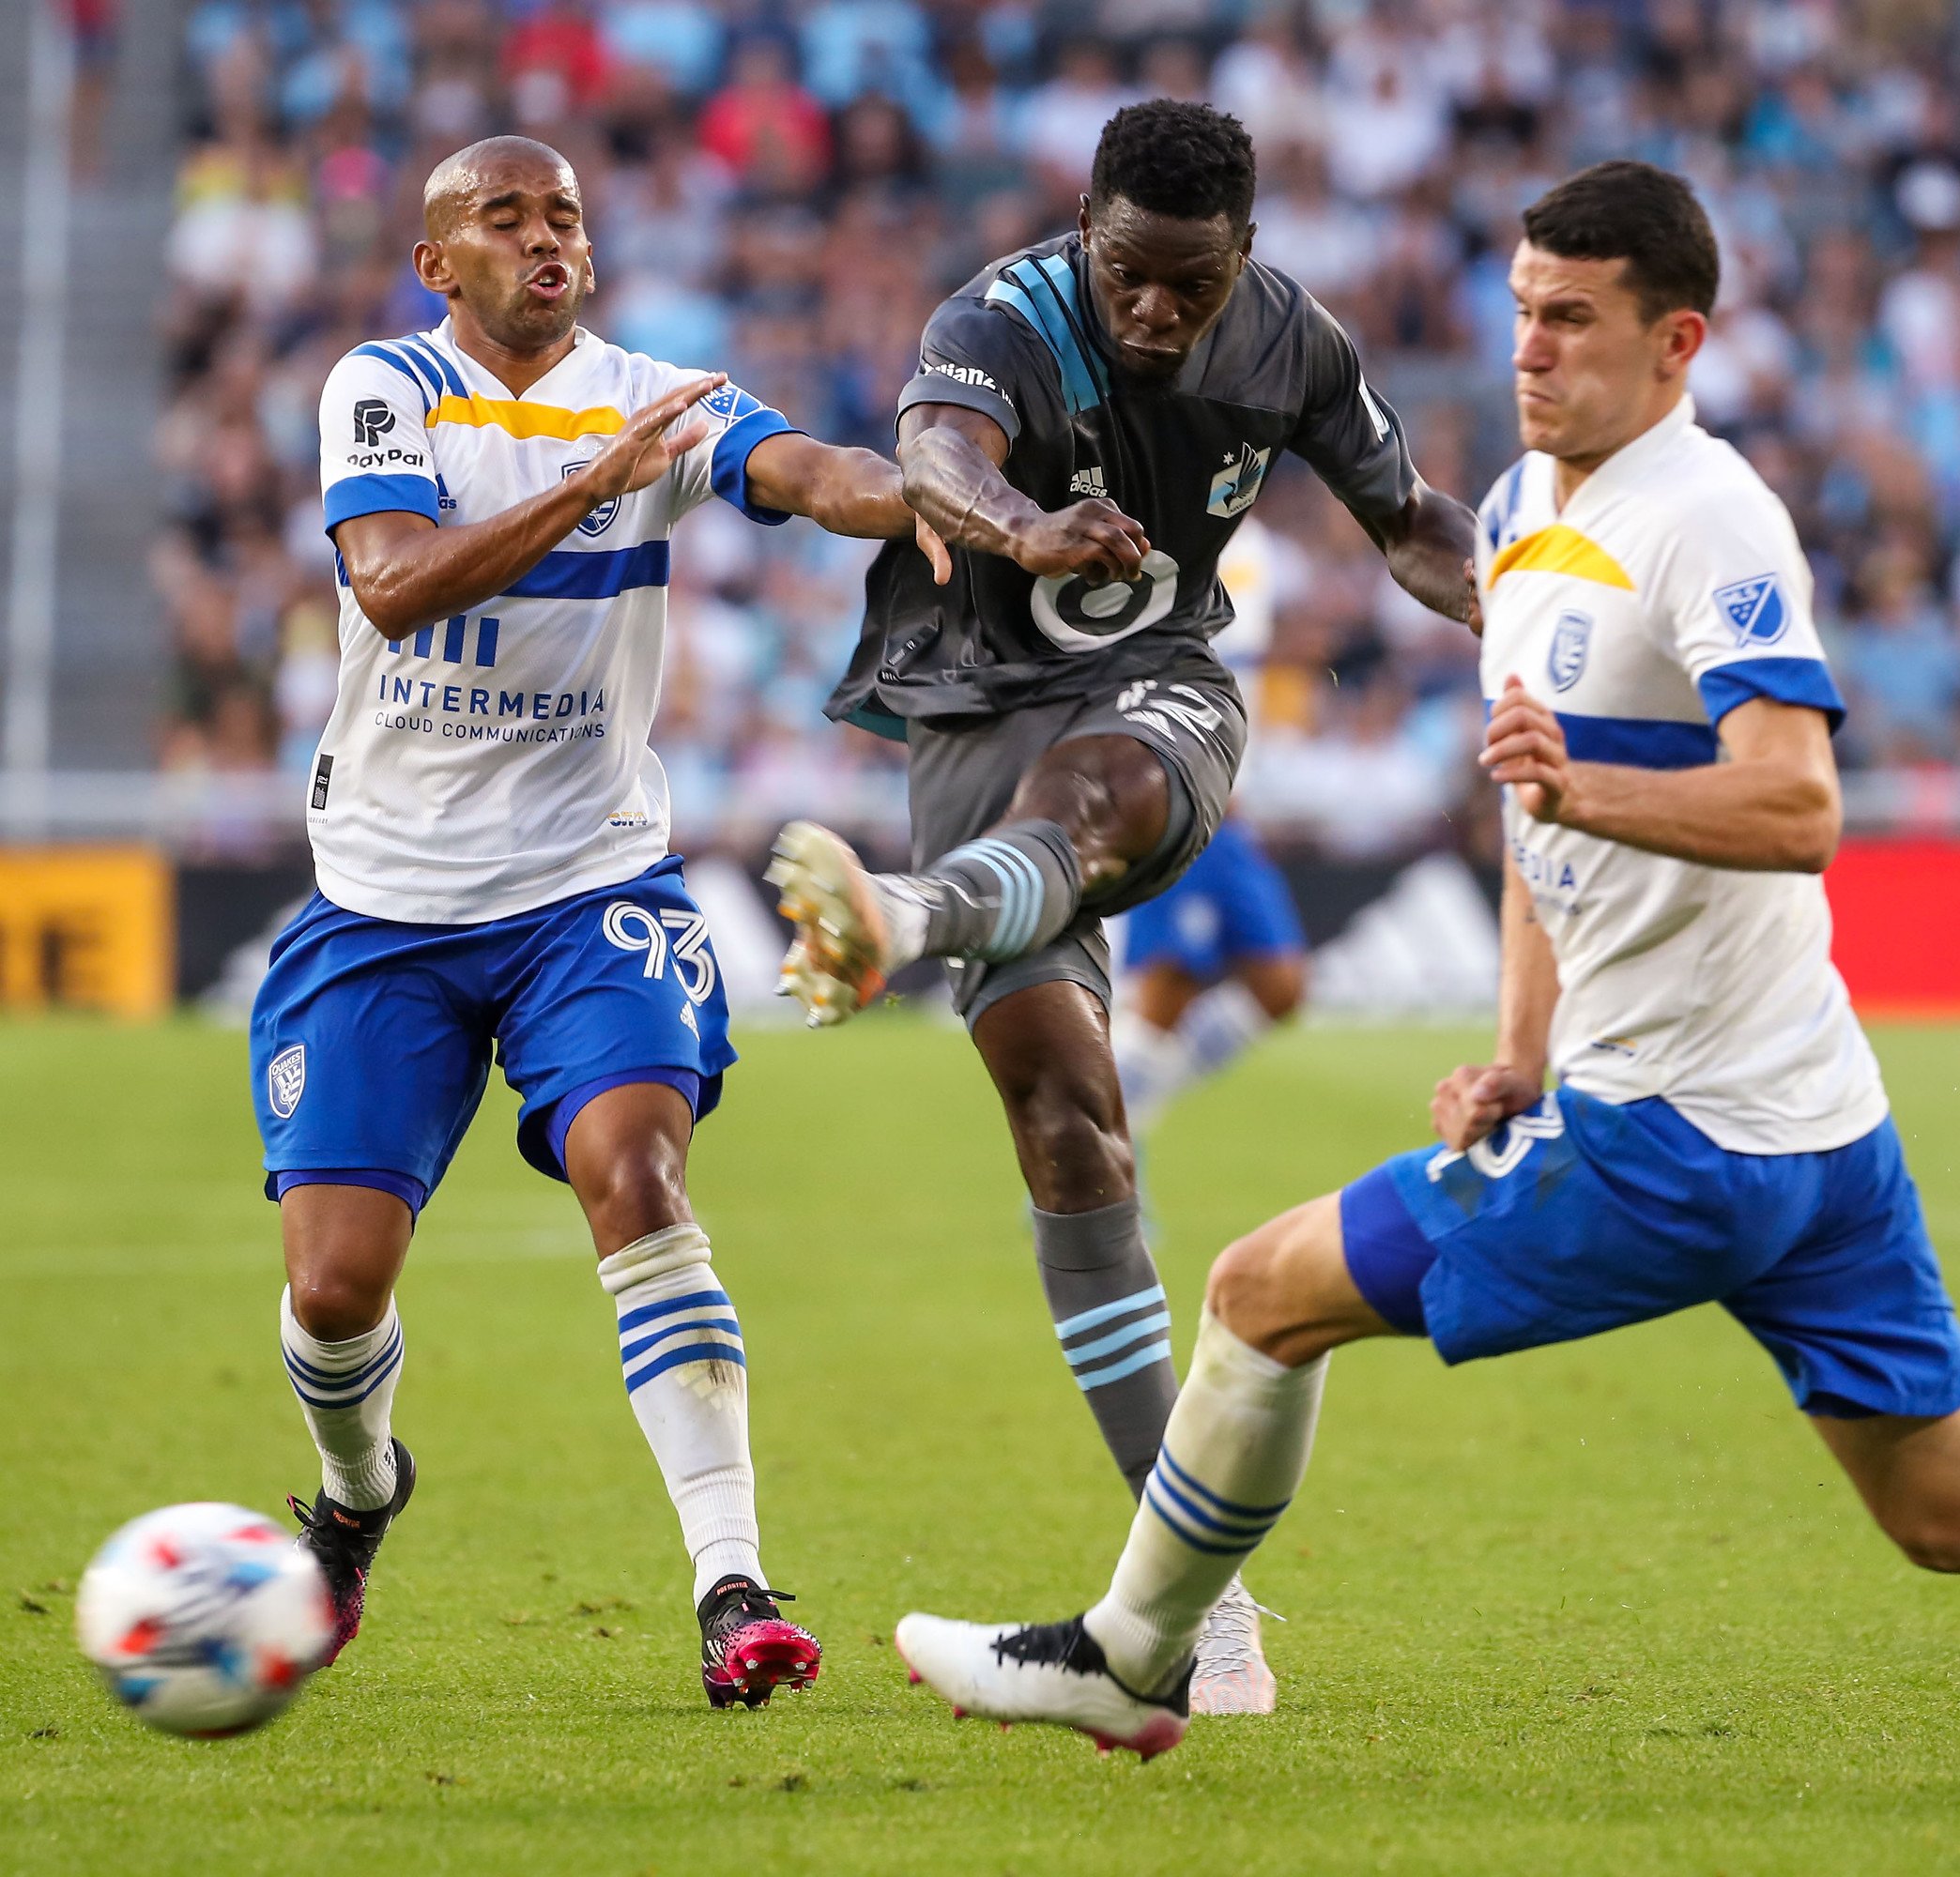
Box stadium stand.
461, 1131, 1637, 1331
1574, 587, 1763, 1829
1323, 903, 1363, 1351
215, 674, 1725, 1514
153, 0, 1960, 863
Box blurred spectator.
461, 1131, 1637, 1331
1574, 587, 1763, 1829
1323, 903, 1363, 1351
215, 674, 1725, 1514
154, 0, 1960, 865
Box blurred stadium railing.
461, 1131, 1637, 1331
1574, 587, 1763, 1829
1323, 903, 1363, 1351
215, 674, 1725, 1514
5, 0, 1960, 1017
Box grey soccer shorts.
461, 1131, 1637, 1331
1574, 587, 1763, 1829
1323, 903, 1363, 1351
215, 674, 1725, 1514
904, 652, 1248, 1025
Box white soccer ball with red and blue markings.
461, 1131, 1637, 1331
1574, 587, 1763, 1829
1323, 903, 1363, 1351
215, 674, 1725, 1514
76, 1503, 332, 1737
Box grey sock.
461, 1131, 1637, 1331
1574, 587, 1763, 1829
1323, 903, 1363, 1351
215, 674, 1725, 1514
1033, 1198, 1179, 1499
911, 819, 1081, 962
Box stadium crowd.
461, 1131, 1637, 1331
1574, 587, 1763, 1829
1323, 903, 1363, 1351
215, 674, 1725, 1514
156, 0, 1960, 858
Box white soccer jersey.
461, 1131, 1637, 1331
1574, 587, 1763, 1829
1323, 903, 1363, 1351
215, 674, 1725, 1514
1474, 395, 1886, 1153
311, 317, 797, 923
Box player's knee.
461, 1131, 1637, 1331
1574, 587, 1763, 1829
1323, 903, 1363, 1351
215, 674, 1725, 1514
1881, 1505, 1960, 1574
288, 1267, 392, 1342
578, 1149, 691, 1247
1007, 1082, 1134, 1211
1206, 1197, 1347, 1362
1244, 956, 1306, 1022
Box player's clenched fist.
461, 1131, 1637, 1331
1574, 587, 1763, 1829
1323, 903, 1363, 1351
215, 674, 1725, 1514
1431, 1061, 1544, 1152
1479, 674, 1571, 823
1008, 496, 1153, 586
583, 371, 728, 499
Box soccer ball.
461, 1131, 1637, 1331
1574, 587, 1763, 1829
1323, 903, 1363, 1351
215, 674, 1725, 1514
76, 1503, 332, 1737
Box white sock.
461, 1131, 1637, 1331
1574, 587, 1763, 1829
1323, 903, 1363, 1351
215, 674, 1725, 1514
1111, 1008, 1196, 1136
280, 1287, 403, 1511
1085, 1309, 1325, 1694
599, 1224, 764, 1604
1177, 978, 1274, 1078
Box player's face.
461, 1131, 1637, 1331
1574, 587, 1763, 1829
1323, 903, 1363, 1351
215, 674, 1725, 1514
418, 158, 595, 355
1508, 242, 1702, 465
1080, 197, 1251, 382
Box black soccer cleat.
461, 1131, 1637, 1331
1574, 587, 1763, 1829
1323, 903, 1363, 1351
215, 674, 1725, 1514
697, 1575, 821, 1709
287, 1437, 416, 1667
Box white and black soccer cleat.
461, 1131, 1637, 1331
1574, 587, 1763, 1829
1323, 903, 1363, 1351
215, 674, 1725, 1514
895, 1612, 1190, 1761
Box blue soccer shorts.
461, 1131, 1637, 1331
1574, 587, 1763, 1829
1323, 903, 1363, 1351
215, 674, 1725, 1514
1124, 816, 1306, 983
250, 858, 736, 1215
1340, 1086, 1960, 1419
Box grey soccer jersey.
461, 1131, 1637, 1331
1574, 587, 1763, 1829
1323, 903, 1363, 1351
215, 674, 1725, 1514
827, 232, 1416, 729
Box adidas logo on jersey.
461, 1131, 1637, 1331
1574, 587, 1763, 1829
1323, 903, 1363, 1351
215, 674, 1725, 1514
1069, 466, 1108, 497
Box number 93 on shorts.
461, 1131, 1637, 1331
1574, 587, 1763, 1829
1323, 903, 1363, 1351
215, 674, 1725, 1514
249, 857, 736, 1205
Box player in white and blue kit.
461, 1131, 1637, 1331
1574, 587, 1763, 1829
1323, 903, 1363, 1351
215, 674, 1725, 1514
893, 162, 1960, 1761
253, 137, 938, 1706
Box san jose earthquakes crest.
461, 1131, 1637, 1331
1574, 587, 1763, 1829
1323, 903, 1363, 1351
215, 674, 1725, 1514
561, 460, 619, 537
268, 1045, 306, 1120
1548, 609, 1592, 692
1713, 573, 1788, 646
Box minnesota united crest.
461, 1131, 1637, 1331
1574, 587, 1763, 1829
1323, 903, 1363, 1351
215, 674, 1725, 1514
1548, 609, 1593, 692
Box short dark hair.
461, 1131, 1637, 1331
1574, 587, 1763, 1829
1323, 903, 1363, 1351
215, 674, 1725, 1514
1521, 160, 1720, 320
1090, 99, 1257, 234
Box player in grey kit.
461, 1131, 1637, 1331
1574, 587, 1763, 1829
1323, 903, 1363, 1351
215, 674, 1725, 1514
771, 101, 1480, 1712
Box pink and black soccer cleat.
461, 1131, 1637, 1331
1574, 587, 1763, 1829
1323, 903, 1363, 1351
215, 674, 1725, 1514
286, 1438, 416, 1667
698, 1575, 822, 1709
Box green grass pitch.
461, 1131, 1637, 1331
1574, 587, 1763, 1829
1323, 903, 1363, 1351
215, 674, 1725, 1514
5, 1014, 1960, 1875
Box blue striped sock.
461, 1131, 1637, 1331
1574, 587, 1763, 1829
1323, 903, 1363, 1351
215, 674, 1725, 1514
1087, 1312, 1325, 1693
598, 1226, 763, 1601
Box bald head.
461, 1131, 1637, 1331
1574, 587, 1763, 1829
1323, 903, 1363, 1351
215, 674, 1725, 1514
423, 136, 577, 237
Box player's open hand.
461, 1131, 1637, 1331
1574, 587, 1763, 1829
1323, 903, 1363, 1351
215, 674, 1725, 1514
1011, 497, 1152, 585
1479, 675, 1570, 821
584, 372, 727, 500
1431, 1061, 1543, 1152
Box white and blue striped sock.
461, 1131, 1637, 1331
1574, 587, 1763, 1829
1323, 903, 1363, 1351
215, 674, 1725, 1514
599, 1224, 765, 1603
1085, 1309, 1325, 1695
280, 1287, 404, 1511
913, 819, 1081, 962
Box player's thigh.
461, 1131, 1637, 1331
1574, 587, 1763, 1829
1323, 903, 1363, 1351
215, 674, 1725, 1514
251, 894, 495, 1208
493, 862, 735, 1188
1048, 658, 1248, 904
1723, 1116, 1960, 1424
560, 1080, 697, 1256
1208, 1193, 1396, 1366
1811, 1411, 1960, 1570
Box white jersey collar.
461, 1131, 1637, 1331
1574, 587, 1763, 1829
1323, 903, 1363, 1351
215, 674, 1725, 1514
1557, 393, 1697, 517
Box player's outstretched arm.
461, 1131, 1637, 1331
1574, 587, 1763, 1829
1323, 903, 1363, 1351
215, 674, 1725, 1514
335, 374, 727, 639
1432, 850, 1557, 1152
739, 433, 952, 582
1369, 478, 1482, 631
1481, 678, 1842, 873
896, 403, 1152, 584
